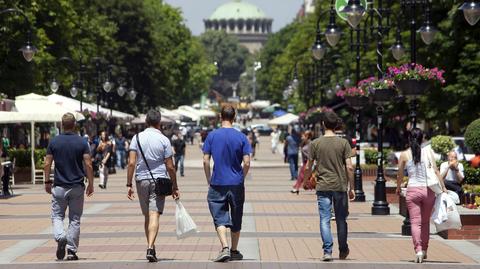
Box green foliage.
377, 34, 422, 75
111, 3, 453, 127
7, 148, 46, 168
0, 0, 215, 112
464, 166, 480, 185
431, 135, 455, 155
199, 30, 249, 97
256, 1, 480, 130
465, 118, 480, 154
364, 148, 392, 165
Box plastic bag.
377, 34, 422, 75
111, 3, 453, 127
433, 194, 462, 232
175, 200, 199, 239
447, 190, 460, 205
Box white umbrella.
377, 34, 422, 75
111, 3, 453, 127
268, 113, 299, 126
250, 100, 271, 109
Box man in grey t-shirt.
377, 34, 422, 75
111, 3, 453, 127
126, 110, 179, 262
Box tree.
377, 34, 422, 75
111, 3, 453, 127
199, 30, 249, 98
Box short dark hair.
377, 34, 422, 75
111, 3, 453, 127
145, 109, 161, 126
221, 104, 236, 121
62, 113, 76, 130
322, 111, 339, 130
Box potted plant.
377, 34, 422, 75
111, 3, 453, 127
336, 86, 369, 110
386, 63, 446, 97
358, 76, 396, 104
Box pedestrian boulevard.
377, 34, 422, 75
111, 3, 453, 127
0, 138, 479, 268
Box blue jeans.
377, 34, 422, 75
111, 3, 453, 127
287, 154, 298, 180
317, 191, 349, 255
116, 150, 126, 169
174, 154, 184, 176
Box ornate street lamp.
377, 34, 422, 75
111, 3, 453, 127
459, 1, 480, 26
391, 26, 406, 61
50, 79, 59, 93
418, 3, 438, 45
117, 85, 126, 97
341, 0, 366, 29
1, 8, 38, 62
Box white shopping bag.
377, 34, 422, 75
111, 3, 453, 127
434, 194, 462, 232
175, 199, 199, 239
447, 190, 460, 205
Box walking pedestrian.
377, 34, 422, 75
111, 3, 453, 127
291, 131, 313, 194
97, 131, 112, 189
396, 128, 447, 263
303, 111, 355, 262
202, 104, 251, 262
115, 133, 128, 169
172, 133, 186, 177
285, 129, 300, 180
270, 128, 280, 154
126, 110, 179, 262
43, 113, 94, 261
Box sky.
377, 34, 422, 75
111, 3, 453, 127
163, 0, 303, 36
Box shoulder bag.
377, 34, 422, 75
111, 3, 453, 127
422, 148, 443, 194
136, 134, 173, 196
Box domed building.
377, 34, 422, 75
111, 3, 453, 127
204, 0, 273, 53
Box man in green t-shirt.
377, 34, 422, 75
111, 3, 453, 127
303, 111, 354, 262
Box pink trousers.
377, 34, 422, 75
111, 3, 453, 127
406, 187, 436, 253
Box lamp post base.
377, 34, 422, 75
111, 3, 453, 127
371, 201, 390, 215
353, 165, 366, 202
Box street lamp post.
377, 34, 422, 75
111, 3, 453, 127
342, 1, 367, 202
0, 8, 38, 62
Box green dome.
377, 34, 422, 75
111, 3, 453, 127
209, 0, 268, 20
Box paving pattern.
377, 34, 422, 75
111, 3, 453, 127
0, 136, 479, 268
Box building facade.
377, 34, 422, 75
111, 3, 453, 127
204, 0, 273, 53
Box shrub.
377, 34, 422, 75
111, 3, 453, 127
464, 166, 480, 185
7, 148, 47, 168
465, 118, 480, 154
364, 148, 392, 165
431, 135, 455, 156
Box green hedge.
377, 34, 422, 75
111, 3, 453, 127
465, 118, 480, 154
364, 148, 392, 165
464, 166, 480, 185
7, 148, 47, 168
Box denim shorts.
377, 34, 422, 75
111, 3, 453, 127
207, 185, 245, 232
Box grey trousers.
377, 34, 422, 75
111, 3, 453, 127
51, 185, 85, 252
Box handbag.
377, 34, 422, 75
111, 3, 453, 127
422, 148, 443, 194
136, 134, 173, 196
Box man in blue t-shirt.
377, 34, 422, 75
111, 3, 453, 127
202, 104, 251, 263
44, 113, 94, 261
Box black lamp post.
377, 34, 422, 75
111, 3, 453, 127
341, 0, 368, 202
0, 8, 38, 62
312, 0, 342, 61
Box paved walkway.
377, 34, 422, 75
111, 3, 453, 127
0, 136, 479, 268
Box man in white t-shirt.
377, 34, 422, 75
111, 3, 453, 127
440, 151, 464, 201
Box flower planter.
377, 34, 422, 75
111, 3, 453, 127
372, 88, 396, 104
395, 79, 430, 97
345, 96, 369, 110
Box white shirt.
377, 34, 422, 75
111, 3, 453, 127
440, 162, 464, 182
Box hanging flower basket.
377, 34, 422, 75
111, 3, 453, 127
387, 63, 445, 97
372, 88, 397, 103
394, 79, 430, 97
345, 96, 369, 110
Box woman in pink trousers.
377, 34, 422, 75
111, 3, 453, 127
396, 128, 447, 263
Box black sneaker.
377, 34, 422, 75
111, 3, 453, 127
56, 237, 67, 260
66, 249, 78, 261
339, 249, 350, 260
230, 250, 243, 261
213, 247, 230, 262
146, 248, 157, 262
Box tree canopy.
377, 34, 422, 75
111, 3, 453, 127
256, 0, 480, 134
0, 0, 215, 113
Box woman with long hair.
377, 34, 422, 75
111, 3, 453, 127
97, 131, 112, 189
396, 128, 447, 263
291, 130, 314, 194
